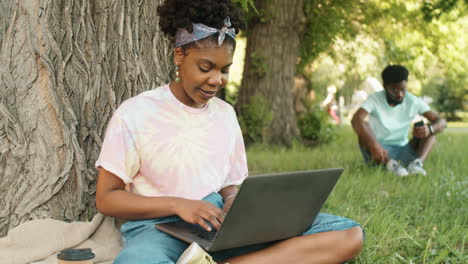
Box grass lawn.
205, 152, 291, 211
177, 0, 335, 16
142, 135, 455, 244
246, 126, 467, 263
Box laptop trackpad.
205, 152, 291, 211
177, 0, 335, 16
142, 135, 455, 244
156, 221, 216, 248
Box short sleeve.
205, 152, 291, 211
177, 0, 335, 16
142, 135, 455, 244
95, 113, 140, 184
361, 93, 377, 114
222, 118, 248, 188
415, 97, 430, 115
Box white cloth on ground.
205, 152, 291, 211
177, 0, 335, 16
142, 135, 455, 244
0, 213, 122, 264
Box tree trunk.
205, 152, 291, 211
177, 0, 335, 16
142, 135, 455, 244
0, 0, 172, 237
236, 0, 305, 146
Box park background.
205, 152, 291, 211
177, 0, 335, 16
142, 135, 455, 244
0, 0, 466, 263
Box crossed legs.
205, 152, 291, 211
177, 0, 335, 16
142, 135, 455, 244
115, 194, 365, 264
223, 226, 364, 264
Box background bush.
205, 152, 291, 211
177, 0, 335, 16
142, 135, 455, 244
298, 106, 337, 144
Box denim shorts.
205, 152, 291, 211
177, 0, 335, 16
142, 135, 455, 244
360, 142, 419, 167
114, 192, 362, 264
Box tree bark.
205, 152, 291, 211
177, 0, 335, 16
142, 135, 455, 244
0, 0, 172, 236
236, 0, 305, 146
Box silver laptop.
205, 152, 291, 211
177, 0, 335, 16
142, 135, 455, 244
156, 168, 343, 252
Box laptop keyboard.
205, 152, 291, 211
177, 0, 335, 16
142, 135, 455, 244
190, 225, 217, 242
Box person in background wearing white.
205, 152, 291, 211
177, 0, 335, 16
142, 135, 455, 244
321, 85, 340, 124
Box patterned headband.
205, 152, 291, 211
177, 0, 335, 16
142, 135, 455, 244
175, 17, 236, 47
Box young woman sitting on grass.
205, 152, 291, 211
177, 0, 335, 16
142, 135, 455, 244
95, 0, 364, 263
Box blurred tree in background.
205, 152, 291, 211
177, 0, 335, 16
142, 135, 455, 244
236, 0, 466, 147
305, 0, 467, 120
236, 0, 305, 147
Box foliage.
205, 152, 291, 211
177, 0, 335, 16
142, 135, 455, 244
369, 1, 467, 115
225, 82, 240, 106
247, 127, 467, 263
306, 0, 467, 115
421, 0, 466, 21
432, 79, 465, 121
235, 0, 466, 145
231, 0, 259, 14
297, 0, 364, 73
248, 49, 269, 78
297, 106, 337, 144
238, 94, 273, 144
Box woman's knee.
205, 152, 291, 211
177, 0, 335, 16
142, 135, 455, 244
342, 226, 364, 260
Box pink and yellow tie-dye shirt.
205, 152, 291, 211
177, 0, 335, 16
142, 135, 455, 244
95, 84, 248, 200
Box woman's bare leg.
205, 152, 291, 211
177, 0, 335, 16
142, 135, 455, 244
224, 226, 364, 264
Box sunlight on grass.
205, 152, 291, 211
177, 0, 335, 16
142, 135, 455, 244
246, 127, 467, 263
448, 121, 468, 128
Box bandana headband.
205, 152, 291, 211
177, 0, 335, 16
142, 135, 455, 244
175, 17, 236, 47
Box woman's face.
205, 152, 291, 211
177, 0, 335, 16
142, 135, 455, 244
171, 40, 234, 108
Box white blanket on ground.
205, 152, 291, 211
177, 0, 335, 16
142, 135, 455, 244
0, 213, 122, 264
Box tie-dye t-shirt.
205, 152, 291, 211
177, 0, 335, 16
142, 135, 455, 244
95, 84, 248, 200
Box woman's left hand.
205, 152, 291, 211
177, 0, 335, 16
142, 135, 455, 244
222, 195, 235, 213
220, 185, 238, 213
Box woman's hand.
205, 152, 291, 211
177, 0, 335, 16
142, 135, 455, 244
175, 198, 226, 232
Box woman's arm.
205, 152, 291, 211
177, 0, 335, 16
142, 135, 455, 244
96, 168, 225, 231
96, 168, 179, 220
219, 185, 238, 213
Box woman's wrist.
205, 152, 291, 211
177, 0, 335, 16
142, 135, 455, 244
168, 197, 185, 216
223, 194, 236, 201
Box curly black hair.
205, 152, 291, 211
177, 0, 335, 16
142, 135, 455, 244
382, 65, 409, 85
157, 0, 246, 42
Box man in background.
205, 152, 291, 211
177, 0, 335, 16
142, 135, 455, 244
351, 65, 446, 176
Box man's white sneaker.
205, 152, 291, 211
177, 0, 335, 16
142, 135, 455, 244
386, 159, 409, 177
408, 159, 427, 176
176, 242, 217, 264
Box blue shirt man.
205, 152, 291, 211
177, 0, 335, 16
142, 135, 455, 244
351, 65, 446, 176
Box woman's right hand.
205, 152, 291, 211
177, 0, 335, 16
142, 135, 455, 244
175, 198, 226, 232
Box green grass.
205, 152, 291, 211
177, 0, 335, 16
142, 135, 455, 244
447, 121, 468, 128
246, 126, 467, 263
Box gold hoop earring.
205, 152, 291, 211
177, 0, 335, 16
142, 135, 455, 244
175, 66, 180, 83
